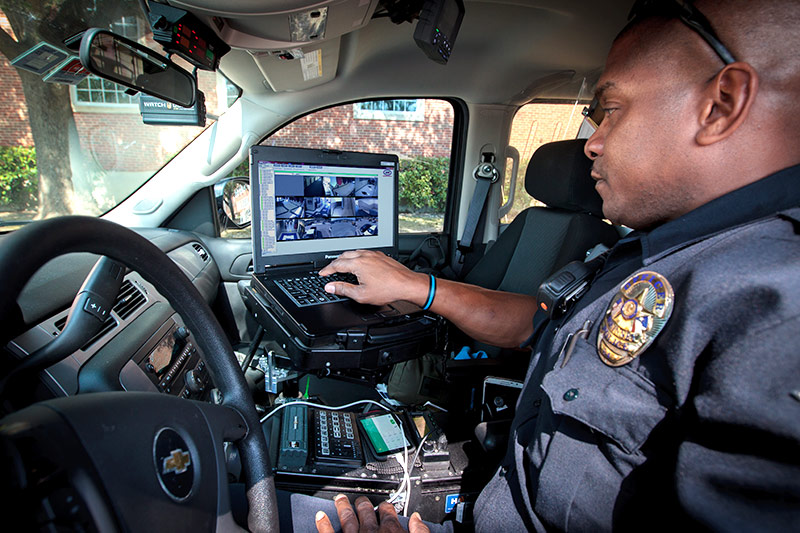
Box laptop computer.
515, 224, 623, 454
249, 145, 426, 355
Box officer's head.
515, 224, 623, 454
584, 0, 800, 230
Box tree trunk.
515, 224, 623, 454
17, 70, 77, 218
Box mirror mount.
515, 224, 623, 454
79, 28, 198, 108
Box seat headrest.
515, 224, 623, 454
524, 139, 604, 216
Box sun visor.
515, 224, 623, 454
249, 38, 340, 92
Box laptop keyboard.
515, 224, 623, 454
274, 272, 359, 307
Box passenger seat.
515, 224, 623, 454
459, 139, 619, 357
461, 139, 620, 455
464, 139, 618, 298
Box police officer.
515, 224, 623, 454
313, 0, 800, 530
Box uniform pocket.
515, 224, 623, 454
541, 337, 668, 454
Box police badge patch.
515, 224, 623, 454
597, 271, 674, 367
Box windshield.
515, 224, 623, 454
0, 0, 237, 230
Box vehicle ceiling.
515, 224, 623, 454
171, 0, 631, 114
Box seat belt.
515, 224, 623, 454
454, 149, 498, 277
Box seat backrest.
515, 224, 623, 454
465, 138, 619, 301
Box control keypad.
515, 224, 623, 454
312, 410, 364, 467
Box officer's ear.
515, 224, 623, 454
695, 62, 758, 146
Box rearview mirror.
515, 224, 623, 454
79, 28, 197, 107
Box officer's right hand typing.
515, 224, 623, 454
319, 249, 537, 348
319, 250, 429, 307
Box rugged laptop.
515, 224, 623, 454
248, 145, 437, 370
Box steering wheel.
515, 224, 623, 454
0, 217, 278, 532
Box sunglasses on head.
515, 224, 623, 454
582, 0, 736, 128
627, 0, 736, 65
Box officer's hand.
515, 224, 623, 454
318, 250, 428, 306
315, 494, 430, 533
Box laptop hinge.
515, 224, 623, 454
337, 329, 367, 350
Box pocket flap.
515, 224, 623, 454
542, 337, 668, 454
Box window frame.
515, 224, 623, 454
71, 76, 141, 113
500, 99, 587, 224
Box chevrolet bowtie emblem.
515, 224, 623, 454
163, 448, 191, 475
597, 271, 674, 367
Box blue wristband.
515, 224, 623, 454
422, 274, 436, 310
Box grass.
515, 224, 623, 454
399, 212, 443, 233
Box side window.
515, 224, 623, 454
501, 102, 583, 223
262, 99, 454, 234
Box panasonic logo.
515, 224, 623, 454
324, 254, 340, 259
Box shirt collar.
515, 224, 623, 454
637, 163, 800, 263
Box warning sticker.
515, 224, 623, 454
300, 49, 322, 81
43, 57, 91, 85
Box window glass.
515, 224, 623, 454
0, 6, 238, 229
111, 15, 141, 39
75, 78, 137, 105
255, 98, 454, 235
501, 102, 583, 223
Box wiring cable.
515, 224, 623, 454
259, 398, 390, 423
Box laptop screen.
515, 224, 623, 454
250, 145, 398, 271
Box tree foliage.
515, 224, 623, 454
398, 156, 449, 213
0, 146, 37, 209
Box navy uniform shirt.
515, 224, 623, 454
473, 164, 800, 531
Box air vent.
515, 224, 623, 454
192, 243, 209, 262
84, 317, 117, 349
114, 280, 147, 319
55, 314, 117, 352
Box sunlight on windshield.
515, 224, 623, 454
0, 0, 238, 229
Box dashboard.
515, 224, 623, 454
5, 228, 221, 402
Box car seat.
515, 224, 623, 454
463, 138, 619, 298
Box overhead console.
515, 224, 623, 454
158, 0, 465, 92
167, 0, 381, 50
165, 0, 381, 91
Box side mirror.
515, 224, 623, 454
79, 28, 197, 107
215, 178, 252, 232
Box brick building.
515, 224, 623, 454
263, 100, 455, 159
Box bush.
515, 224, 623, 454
0, 147, 37, 210
398, 156, 449, 213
